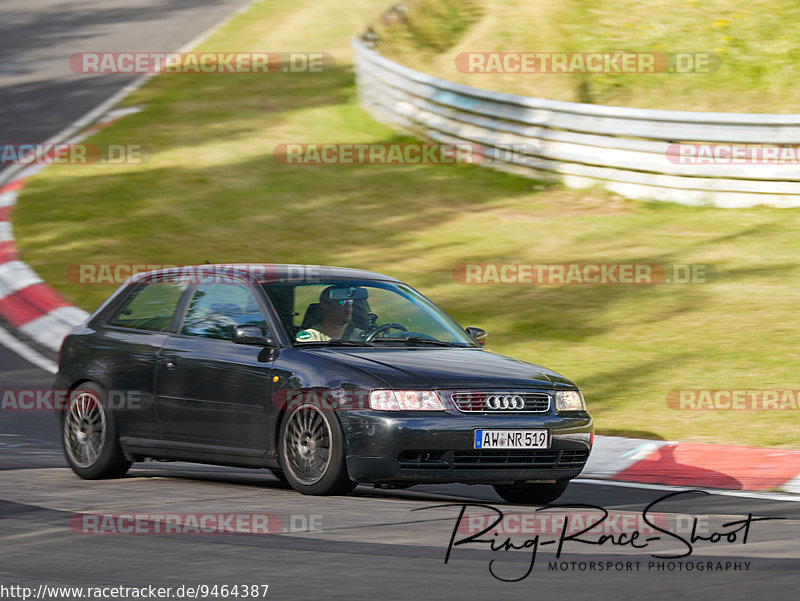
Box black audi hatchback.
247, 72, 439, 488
55, 264, 593, 504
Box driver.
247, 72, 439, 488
296, 287, 365, 342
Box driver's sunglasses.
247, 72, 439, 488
333, 299, 354, 306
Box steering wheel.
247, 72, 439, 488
365, 323, 408, 342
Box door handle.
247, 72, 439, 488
161, 355, 181, 370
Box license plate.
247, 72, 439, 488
474, 429, 549, 449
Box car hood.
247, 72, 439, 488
313, 347, 577, 390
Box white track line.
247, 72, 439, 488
576, 477, 800, 502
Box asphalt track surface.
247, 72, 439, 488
1, 2, 799, 600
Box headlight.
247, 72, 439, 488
369, 390, 444, 411
556, 390, 585, 411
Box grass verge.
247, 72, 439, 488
374, 0, 800, 112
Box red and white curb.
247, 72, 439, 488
0, 108, 141, 354
0, 192, 87, 353
583, 435, 800, 494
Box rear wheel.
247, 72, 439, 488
62, 383, 131, 479
278, 403, 355, 496
493, 480, 569, 505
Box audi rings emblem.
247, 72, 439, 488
484, 394, 526, 410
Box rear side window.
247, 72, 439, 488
107, 282, 188, 332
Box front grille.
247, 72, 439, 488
450, 390, 551, 413
451, 449, 589, 470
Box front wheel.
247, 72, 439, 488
278, 403, 356, 496
493, 480, 569, 505
62, 383, 131, 479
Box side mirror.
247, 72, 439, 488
232, 325, 275, 347
465, 326, 487, 346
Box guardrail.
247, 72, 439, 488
352, 38, 800, 208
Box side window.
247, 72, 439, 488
107, 281, 188, 332
181, 283, 269, 341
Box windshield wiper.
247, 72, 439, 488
370, 337, 465, 347
295, 340, 375, 347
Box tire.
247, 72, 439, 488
61, 382, 131, 479
493, 480, 569, 505
278, 402, 356, 495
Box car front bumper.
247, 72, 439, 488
337, 410, 593, 484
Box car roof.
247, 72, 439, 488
129, 263, 400, 285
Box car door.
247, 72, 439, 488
154, 279, 277, 454
98, 278, 191, 442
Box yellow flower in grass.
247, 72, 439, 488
712, 19, 729, 28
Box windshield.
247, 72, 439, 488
262, 280, 477, 347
